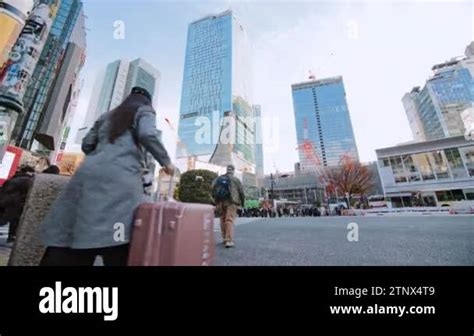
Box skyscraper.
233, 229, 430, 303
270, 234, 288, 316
402, 87, 426, 142
34, 7, 86, 154
292, 76, 359, 170
0, 0, 34, 66
80, 58, 160, 133
176, 10, 255, 174
253, 104, 264, 182
12, 0, 83, 150
403, 43, 474, 141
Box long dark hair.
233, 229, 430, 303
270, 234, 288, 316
108, 93, 152, 143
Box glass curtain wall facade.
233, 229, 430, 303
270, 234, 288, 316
292, 76, 359, 169
377, 141, 474, 204
380, 147, 474, 182
80, 58, 160, 135
124, 58, 159, 105
177, 10, 255, 173
253, 105, 264, 182
415, 85, 445, 140
13, 0, 83, 150
405, 56, 474, 141
96, 60, 120, 118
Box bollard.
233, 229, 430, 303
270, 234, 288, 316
8, 174, 70, 266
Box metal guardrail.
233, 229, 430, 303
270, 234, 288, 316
348, 207, 473, 216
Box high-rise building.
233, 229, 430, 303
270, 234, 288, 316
253, 104, 264, 183
0, 0, 34, 66
292, 76, 359, 170
33, 6, 86, 155
402, 87, 426, 142
12, 0, 83, 150
80, 58, 160, 134
403, 43, 474, 141
124, 59, 159, 103
176, 10, 255, 174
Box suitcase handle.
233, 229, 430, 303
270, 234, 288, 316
156, 170, 176, 202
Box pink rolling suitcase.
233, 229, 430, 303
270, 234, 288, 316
128, 176, 215, 266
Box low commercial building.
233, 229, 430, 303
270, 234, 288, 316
376, 136, 474, 207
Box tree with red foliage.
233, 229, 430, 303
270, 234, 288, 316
325, 156, 373, 206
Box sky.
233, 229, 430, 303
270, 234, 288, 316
68, 0, 474, 174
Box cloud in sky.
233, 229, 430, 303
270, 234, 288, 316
69, 0, 473, 174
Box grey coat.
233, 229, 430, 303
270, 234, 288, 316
41, 106, 171, 249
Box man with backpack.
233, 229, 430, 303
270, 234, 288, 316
212, 164, 245, 248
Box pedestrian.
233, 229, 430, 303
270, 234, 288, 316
0, 165, 35, 243
39, 87, 175, 266
42, 165, 60, 175
211, 164, 245, 248
36, 156, 50, 173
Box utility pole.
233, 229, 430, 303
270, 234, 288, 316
0, 3, 55, 162
270, 173, 275, 201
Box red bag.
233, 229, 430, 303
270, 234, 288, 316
128, 176, 215, 266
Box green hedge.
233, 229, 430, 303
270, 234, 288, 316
178, 169, 218, 205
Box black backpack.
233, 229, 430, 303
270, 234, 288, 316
213, 175, 232, 201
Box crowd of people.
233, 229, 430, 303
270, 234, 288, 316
238, 206, 326, 218
236, 204, 354, 218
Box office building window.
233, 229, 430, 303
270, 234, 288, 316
444, 148, 468, 178
412, 153, 436, 181
402, 155, 421, 182
460, 146, 474, 177
435, 189, 465, 202
389, 156, 407, 183
431, 150, 449, 179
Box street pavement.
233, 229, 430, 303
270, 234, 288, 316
213, 216, 474, 266
1, 216, 472, 266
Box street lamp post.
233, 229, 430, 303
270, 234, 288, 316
0, 3, 54, 162
270, 173, 275, 204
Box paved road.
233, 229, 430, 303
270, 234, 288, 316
1, 217, 472, 266
213, 216, 474, 266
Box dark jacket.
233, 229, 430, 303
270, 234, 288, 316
0, 173, 34, 223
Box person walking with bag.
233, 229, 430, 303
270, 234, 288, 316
0, 165, 35, 243
212, 164, 245, 248
40, 87, 175, 266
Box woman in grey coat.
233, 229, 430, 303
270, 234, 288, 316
40, 87, 175, 266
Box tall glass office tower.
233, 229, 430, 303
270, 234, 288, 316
13, 0, 83, 150
177, 10, 255, 174
80, 57, 160, 133
403, 45, 474, 141
292, 76, 359, 170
